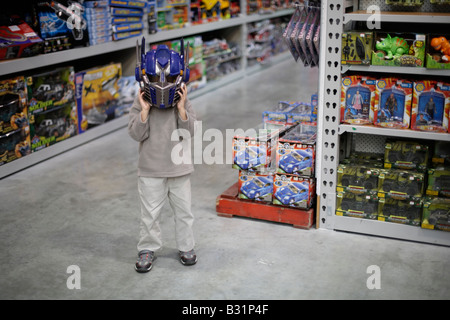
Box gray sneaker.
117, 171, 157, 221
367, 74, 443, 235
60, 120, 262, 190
135, 250, 155, 273
179, 249, 197, 266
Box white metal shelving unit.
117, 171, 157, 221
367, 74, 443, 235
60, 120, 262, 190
316, 0, 450, 246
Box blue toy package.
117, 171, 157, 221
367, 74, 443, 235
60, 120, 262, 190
262, 101, 298, 124
311, 93, 318, 120
286, 102, 313, 124
273, 174, 315, 209
238, 170, 274, 202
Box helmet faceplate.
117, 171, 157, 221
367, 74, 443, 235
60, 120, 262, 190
135, 37, 190, 109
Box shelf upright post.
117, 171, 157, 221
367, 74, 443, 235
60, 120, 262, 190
316, 0, 344, 230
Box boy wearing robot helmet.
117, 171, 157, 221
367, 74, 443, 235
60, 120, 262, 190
128, 37, 197, 273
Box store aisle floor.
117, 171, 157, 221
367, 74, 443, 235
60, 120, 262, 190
1, 58, 449, 300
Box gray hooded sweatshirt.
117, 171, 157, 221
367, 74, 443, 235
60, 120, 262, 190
128, 96, 196, 178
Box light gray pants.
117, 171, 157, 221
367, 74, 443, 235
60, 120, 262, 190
137, 174, 195, 253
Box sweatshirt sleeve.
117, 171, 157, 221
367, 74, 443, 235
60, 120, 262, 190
177, 98, 197, 138
128, 95, 150, 142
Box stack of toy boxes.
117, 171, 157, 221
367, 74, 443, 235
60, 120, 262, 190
0, 76, 31, 166
109, 0, 145, 40
273, 122, 316, 210
84, 0, 112, 46
26, 67, 78, 153
75, 63, 122, 133
423, 141, 450, 232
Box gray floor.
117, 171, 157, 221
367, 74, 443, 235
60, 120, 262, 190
0, 58, 449, 300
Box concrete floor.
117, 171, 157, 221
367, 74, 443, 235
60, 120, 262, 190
0, 58, 449, 300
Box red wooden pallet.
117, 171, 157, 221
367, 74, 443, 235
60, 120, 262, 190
216, 182, 315, 229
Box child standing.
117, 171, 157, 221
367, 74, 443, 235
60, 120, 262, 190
128, 84, 197, 273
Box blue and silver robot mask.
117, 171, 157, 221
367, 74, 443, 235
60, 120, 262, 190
135, 37, 190, 109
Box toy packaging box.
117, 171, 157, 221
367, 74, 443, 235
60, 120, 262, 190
0, 127, 31, 166
340, 75, 376, 125
341, 31, 373, 65
273, 173, 315, 209
384, 140, 429, 172
26, 67, 76, 115
432, 141, 450, 166
238, 170, 274, 203
378, 197, 422, 226
336, 191, 379, 220
373, 77, 413, 129
426, 166, 450, 198
262, 101, 298, 124
421, 197, 450, 232
286, 103, 314, 124
336, 164, 381, 195
426, 35, 450, 70
378, 169, 424, 200
0, 76, 29, 135
0, 21, 43, 60
411, 80, 450, 133
371, 32, 426, 67
75, 63, 122, 133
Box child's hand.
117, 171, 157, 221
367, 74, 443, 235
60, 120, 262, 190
177, 83, 188, 120
139, 89, 151, 122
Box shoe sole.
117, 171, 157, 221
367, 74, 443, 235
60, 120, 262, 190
135, 257, 156, 273
180, 257, 198, 266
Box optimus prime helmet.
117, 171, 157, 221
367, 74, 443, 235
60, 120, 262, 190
135, 37, 190, 109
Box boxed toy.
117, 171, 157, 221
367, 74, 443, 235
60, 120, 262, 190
0, 76, 28, 135
286, 103, 314, 124
337, 164, 381, 195
373, 77, 413, 129
411, 80, 450, 132
26, 67, 76, 115
29, 103, 78, 152
341, 31, 373, 65
378, 169, 424, 200
426, 35, 450, 70
432, 141, 450, 165
311, 93, 318, 121
421, 197, 450, 232
262, 101, 298, 124
384, 140, 429, 172
378, 197, 422, 226
426, 166, 450, 198
238, 170, 274, 202
0, 20, 43, 60
340, 75, 376, 125
0, 127, 31, 166
371, 32, 426, 67
336, 191, 379, 220
75, 63, 122, 133
273, 174, 315, 209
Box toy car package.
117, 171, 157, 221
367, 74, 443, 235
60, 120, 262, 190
384, 140, 429, 172
378, 197, 422, 226
411, 80, 450, 132
340, 75, 376, 125
422, 197, 450, 232
378, 168, 424, 200
286, 103, 314, 124
273, 173, 315, 209
373, 77, 413, 129
426, 34, 450, 70
0, 127, 31, 166
238, 170, 274, 203
337, 164, 381, 195
341, 31, 373, 65
432, 141, 450, 166
336, 191, 379, 220
262, 101, 298, 124
0, 76, 28, 135
426, 166, 450, 198
0, 20, 43, 60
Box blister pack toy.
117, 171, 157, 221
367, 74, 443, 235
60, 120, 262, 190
422, 197, 450, 232
426, 35, 450, 70
378, 169, 424, 200
384, 140, 429, 172
238, 170, 274, 203
340, 75, 376, 125
427, 166, 450, 198
411, 80, 450, 132
273, 173, 315, 209
378, 197, 422, 226
373, 77, 413, 129
336, 191, 379, 220
341, 31, 373, 65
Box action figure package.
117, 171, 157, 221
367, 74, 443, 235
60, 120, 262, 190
371, 32, 426, 67
373, 77, 413, 129
238, 170, 274, 203
378, 197, 422, 226
426, 35, 450, 70
29, 103, 78, 152
0, 19, 43, 60
421, 197, 450, 232
0, 127, 31, 166
340, 75, 376, 125
384, 140, 429, 172
0, 76, 28, 135
273, 173, 315, 209
341, 31, 373, 65
426, 166, 450, 198
336, 164, 381, 195
75, 63, 122, 133
26, 67, 76, 115
378, 169, 424, 200
411, 80, 450, 132
336, 191, 379, 220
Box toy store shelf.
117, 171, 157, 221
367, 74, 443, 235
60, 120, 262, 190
344, 11, 450, 25
0, 116, 128, 180
338, 124, 450, 142
216, 182, 315, 229
341, 65, 450, 77
333, 215, 450, 246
